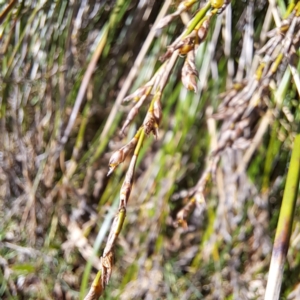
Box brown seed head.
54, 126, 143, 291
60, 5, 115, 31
123, 84, 152, 104
143, 93, 162, 139
181, 50, 198, 92
160, 32, 196, 61
143, 111, 157, 136
179, 38, 195, 55
153, 94, 162, 126
108, 150, 125, 175
101, 251, 114, 286
108, 135, 139, 175
197, 18, 210, 42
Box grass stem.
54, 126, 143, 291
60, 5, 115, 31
265, 134, 300, 300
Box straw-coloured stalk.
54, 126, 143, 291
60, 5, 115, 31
264, 134, 300, 300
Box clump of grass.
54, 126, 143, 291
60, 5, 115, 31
1, 0, 300, 299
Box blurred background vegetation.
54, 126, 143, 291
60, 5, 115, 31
0, 0, 300, 299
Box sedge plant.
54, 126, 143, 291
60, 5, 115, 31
1, 0, 300, 299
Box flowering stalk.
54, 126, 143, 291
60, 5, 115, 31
84, 129, 145, 299
85, 0, 234, 296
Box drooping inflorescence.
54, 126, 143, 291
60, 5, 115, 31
84, 1, 233, 298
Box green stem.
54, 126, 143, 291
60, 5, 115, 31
184, 1, 211, 36
134, 127, 145, 156
265, 134, 300, 300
